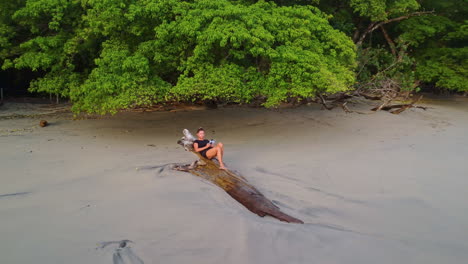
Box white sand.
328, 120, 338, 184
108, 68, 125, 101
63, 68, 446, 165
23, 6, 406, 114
1, 97, 467, 264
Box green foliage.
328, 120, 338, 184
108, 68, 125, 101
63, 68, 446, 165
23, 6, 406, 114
153, 0, 356, 107
356, 45, 416, 91
70, 39, 171, 114
1, 0, 356, 113
318, 0, 467, 93
1, 0, 466, 114
415, 47, 467, 91
395, 0, 468, 92
0, 1, 24, 61
350, 0, 419, 21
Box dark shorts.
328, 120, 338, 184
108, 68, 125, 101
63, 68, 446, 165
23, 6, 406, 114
200, 147, 212, 159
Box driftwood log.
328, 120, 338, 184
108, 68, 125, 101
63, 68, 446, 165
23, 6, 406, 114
174, 129, 303, 224
371, 95, 427, 114
316, 91, 428, 115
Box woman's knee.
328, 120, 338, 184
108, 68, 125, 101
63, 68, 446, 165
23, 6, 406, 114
206, 148, 217, 158
218, 142, 224, 148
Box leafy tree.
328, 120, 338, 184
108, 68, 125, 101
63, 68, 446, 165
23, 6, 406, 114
1, 0, 465, 115
1, 0, 86, 98
154, 0, 356, 107
315, 0, 466, 93
1, 0, 356, 114
397, 0, 467, 92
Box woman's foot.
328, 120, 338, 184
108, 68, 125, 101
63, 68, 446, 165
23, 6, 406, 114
219, 165, 228, 171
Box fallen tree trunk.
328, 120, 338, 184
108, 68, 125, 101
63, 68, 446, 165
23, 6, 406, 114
371, 95, 426, 114
376, 104, 427, 113
175, 129, 303, 224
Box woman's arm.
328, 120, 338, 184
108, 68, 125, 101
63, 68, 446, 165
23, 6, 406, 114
193, 142, 211, 152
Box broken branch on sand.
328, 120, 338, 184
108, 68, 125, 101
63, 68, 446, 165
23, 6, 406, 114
316, 88, 427, 114
371, 95, 426, 114
174, 129, 304, 224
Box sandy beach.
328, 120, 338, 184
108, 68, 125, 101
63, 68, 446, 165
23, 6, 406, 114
1, 96, 467, 264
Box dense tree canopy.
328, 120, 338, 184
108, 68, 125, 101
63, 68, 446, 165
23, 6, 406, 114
397, 0, 467, 92
0, 0, 466, 114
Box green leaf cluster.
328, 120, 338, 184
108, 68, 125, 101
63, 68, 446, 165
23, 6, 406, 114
396, 0, 467, 92
1, 0, 356, 113
2, 0, 466, 114
317, 0, 467, 93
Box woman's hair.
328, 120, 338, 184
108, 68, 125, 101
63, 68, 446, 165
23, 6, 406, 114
196, 127, 205, 133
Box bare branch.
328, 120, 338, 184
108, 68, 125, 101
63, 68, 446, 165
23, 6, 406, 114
356, 11, 434, 46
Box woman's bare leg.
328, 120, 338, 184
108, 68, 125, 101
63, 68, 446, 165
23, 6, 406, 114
216, 146, 226, 170
216, 143, 226, 169
206, 143, 227, 170
218, 142, 224, 156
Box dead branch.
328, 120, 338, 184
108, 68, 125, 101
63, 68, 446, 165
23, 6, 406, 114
357, 92, 383, 100
317, 93, 334, 110
341, 102, 352, 113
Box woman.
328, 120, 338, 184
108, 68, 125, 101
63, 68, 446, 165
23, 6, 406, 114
193, 127, 227, 170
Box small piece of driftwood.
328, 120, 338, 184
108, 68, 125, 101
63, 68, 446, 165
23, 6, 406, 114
39, 120, 48, 127
174, 129, 303, 224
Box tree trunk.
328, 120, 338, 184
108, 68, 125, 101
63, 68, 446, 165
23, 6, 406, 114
380, 25, 397, 57
175, 129, 304, 224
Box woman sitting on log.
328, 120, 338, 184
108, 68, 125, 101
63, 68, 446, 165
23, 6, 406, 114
193, 127, 227, 170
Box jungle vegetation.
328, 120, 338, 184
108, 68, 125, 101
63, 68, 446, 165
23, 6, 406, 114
1, 0, 466, 114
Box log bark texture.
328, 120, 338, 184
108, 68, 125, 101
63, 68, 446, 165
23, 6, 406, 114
175, 129, 304, 224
